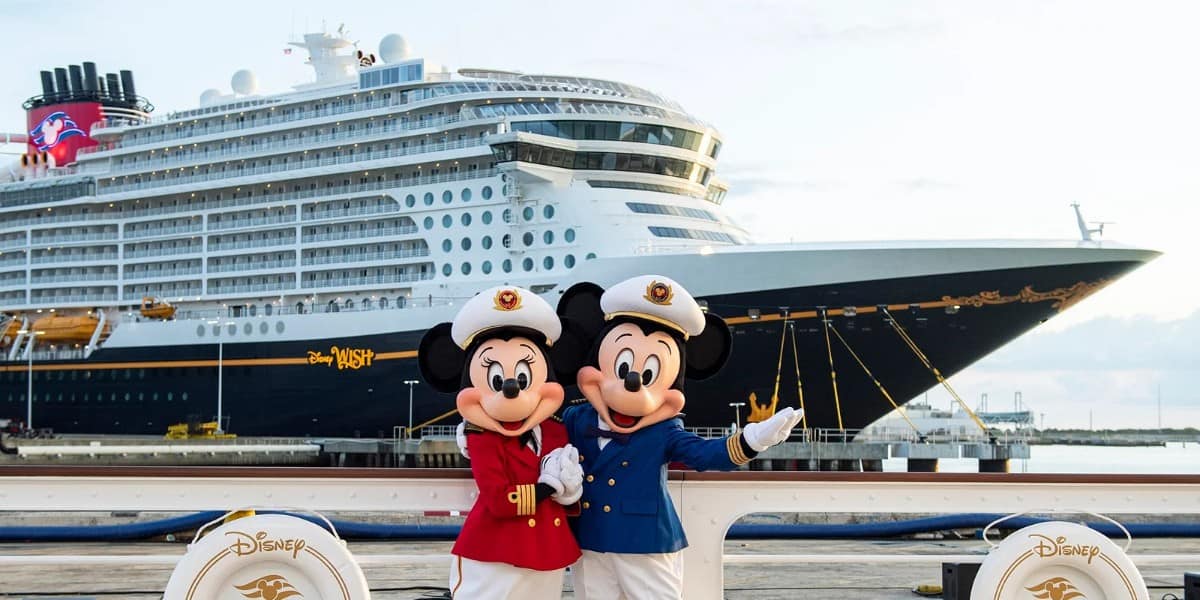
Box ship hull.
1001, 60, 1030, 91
0, 256, 1145, 436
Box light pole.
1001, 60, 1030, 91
404, 379, 419, 438
729, 402, 746, 430
17, 330, 45, 431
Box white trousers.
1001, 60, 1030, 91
449, 555, 566, 600
571, 549, 684, 600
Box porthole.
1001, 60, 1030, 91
442, 215, 453, 228
522, 257, 534, 272
442, 263, 452, 276
182, 392, 189, 401
502, 259, 512, 273
424, 216, 434, 230
124, 393, 130, 402
565, 228, 576, 243
482, 185, 493, 200
482, 211, 493, 225
227, 324, 236, 336
586, 252, 597, 260
167, 392, 174, 402
482, 236, 493, 250
461, 213, 472, 226
264, 303, 273, 316
443, 190, 453, 204
565, 254, 576, 268
502, 234, 512, 248
461, 262, 472, 275
213, 325, 221, 336
423, 192, 434, 206
502, 208, 512, 223
543, 230, 554, 244
249, 304, 257, 317
461, 237, 472, 251
259, 322, 269, 334
544, 205, 555, 219
522, 232, 534, 247
523, 206, 534, 221
543, 256, 554, 270
275, 321, 285, 333
461, 188, 472, 202
244, 323, 253, 335
196, 325, 205, 337
442, 239, 452, 252
482, 260, 492, 274
405, 194, 416, 208
138, 392, 144, 401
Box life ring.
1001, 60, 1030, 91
163, 513, 371, 600
971, 520, 1147, 600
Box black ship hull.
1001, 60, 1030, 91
0, 259, 1143, 436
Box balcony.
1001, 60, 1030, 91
31, 253, 119, 265
302, 272, 430, 289
206, 280, 298, 295
28, 293, 118, 304
124, 267, 203, 280
207, 237, 297, 253
121, 288, 200, 301
302, 203, 399, 222
208, 214, 296, 231
0, 237, 27, 250
302, 225, 418, 244
208, 259, 296, 274
123, 246, 203, 259
29, 273, 117, 285
302, 248, 430, 266
30, 232, 118, 245
124, 224, 203, 239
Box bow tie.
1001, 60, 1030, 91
585, 426, 631, 445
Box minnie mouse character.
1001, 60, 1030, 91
419, 285, 585, 599
556, 275, 803, 600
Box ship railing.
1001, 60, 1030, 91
31, 232, 119, 244
303, 273, 428, 290
302, 225, 420, 244
30, 273, 118, 285
116, 294, 465, 324
301, 204, 401, 222
205, 282, 298, 296
31, 253, 119, 265
124, 224, 204, 240
0, 278, 27, 289
207, 259, 297, 274
207, 214, 295, 231
0, 238, 28, 251
302, 249, 430, 267
123, 246, 203, 259
0, 258, 27, 268
3, 211, 125, 229
120, 289, 200, 302
0, 468, 1197, 600
124, 267, 204, 280
29, 294, 118, 304
207, 237, 297, 253
97, 136, 489, 195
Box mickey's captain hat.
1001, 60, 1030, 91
601, 274, 706, 339
451, 285, 562, 349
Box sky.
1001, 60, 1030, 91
1, 0, 1196, 427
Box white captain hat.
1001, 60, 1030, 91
600, 274, 706, 338
450, 285, 562, 349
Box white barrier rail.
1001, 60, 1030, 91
1, 468, 1199, 599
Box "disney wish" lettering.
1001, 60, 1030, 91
307, 346, 376, 370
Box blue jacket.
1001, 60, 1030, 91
563, 403, 749, 554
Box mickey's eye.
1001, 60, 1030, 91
487, 362, 505, 392
515, 360, 532, 390
642, 355, 661, 386
614, 349, 634, 379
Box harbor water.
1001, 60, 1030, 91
884, 442, 1200, 473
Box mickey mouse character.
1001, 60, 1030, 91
556, 275, 803, 600
419, 285, 585, 599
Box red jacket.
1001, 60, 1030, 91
452, 422, 581, 570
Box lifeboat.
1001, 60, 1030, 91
139, 296, 176, 320
30, 314, 109, 343
0, 315, 21, 347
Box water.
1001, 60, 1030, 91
882, 442, 1200, 473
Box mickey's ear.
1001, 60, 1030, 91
685, 313, 731, 380
556, 282, 606, 339
418, 322, 465, 393
549, 317, 590, 384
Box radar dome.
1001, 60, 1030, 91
231, 69, 258, 95
199, 89, 222, 106
379, 34, 412, 63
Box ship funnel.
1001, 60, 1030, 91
119, 70, 136, 104
68, 65, 83, 94
82, 62, 99, 93
39, 71, 55, 97
105, 73, 120, 102
53, 68, 69, 100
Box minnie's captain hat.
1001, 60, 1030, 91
601, 274, 706, 339
451, 285, 562, 349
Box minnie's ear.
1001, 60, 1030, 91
418, 322, 466, 393
549, 317, 591, 385
556, 282, 606, 340
685, 312, 732, 380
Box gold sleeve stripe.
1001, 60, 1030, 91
516, 484, 536, 516
727, 435, 751, 466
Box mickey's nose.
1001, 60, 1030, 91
623, 371, 642, 393
502, 378, 521, 399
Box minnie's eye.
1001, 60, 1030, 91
487, 362, 504, 392
615, 349, 634, 379
515, 360, 532, 390
642, 355, 660, 386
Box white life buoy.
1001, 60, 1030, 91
163, 513, 371, 600
971, 520, 1147, 600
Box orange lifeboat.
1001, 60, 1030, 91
139, 297, 176, 320
0, 316, 21, 347
30, 314, 108, 343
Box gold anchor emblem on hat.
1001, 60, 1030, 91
493, 288, 523, 311
644, 280, 674, 306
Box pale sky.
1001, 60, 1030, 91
2, 0, 1196, 427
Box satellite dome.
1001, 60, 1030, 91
199, 88, 222, 106
231, 69, 258, 95
379, 34, 412, 63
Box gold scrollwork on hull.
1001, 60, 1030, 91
941, 279, 1111, 313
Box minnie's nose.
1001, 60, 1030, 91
502, 378, 521, 399
623, 371, 642, 392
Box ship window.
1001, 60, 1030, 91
502, 209, 512, 223
482, 186, 493, 200
522, 207, 534, 222
196, 325, 206, 337
345, 299, 355, 309
586, 252, 597, 260
461, 262, 471, 275
565, 229, 576, 243
260, 322, 269, 334
296, 302, 305, 314
406, 194, 416, 208
442, 239, 452, 252
424, 192, 434, 206
565, 254, 576, 268
265, 304, 273, 316
544, 205, 555, 219
249, 304, 257, 317
461, 238, 472, 251
227, 324, 237, 336
482, 236, 493, 250
424, 217, 434, 230
502, 259, 512, 273
244, 323, 253, 335
396, 296, 405, 309
380, 297, 389, 309
443, 190, 453, 204
442, 264, 452, 276
522, 257, 533, 272
461, 188, 472, 202
461, 213, 472, 226
482, 261, 492, 274
543, 231, 554, 245
522, 232, 534, 247
482, 211, 493, 225
543, 256, 554, 270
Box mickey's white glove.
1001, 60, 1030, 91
455, 421, 470, 459
538, 447, 566, 496
740, 407, 804, 452
554, 445, 583, 505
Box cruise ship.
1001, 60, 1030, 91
0, 28, 1157, 437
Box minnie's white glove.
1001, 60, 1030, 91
740, 407, 804, 452
455, 421, 470, 459
538, 447, 566, 495
554, 445, 583, 505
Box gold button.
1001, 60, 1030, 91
528, 518, 536, 527
586, 475, 594, 483
554, 518, 562, 527
603, 505, 611, 512
621, 461, 629, 467
607, 478, 615, 486
582, 501, 590, 509
579, 455, 585, 462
